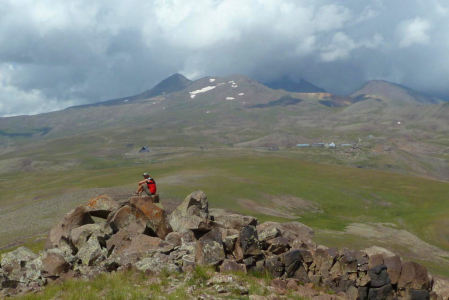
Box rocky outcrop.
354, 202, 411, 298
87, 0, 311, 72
0, 190, 444, 299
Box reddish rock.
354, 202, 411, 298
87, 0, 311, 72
384, 255, 402, 285
106, 205, 147, 234
124, 234, 173, 256
129, 197, 172, 239
41, 252, 70, 277
128, 194, 159, 204
368, 253, 384, 269
398, 261, 431, 290
271, 278, 287, 291
84, 195, 119, 219
45, 206, 95, 250
106, 229, 136, 256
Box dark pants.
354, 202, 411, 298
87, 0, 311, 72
142, 184, 155, 196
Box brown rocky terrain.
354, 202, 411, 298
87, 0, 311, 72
1, 190, 447, 299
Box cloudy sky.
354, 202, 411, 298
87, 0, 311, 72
1, 0, 448, 117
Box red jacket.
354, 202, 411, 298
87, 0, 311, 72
146, 178, 156, 194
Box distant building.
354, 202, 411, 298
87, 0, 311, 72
139, 146, 150, 153
329, 142, 336, 148
296, 144, 310, 147
341, 144, 353, 147
312, 143, 325, 147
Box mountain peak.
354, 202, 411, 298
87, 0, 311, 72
263, 75, 326, 93
351, 80, 442, 105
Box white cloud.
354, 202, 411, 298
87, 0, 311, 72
397, 17, 431, 48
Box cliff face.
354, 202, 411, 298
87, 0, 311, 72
0, 190, 445, 299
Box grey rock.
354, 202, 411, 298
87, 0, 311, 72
70, 224, 103, 251
169, 190, 211, 233
398, 261, 431, 290
220, 259, 246, 273
195, 228, 225, 266
404, 288, 430, 300
76, 235, 103, 266
368, 284, 393, 300
280, 249, 302, 277
165, 232, 183, 247
368, 265, 391, 288
265, 255, 284, 278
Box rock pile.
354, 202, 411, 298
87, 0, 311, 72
0, 190, 448, 299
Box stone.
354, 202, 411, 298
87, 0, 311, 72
165, 232, 183, 247
368, 254, 384, 269
124, 234, 172, 255
106, 229, 137, 256
313, 248, 333, 277
368, 265, 391, 288
271, 278, 287, 292
358, 287, 369, 300
340, 249, 358, 273
223, 235, 238, 254
106, 205, 148, 234
309, 275, 322, 285
219, 259, 246, 273
195, 228, 226, 266
134, 253, 180, 274
70, 224, 103, 251
293, 266, 310, 283
404, 288, 430, 300
128, 196, 172, 239
41, 251, 70, 278
280, 249, 302, 277
258, 227, 281, 242
1, 246, 39, 282
286, 279, 299, 291
84, 195, 119, 218
398, 261, 431, 290
265, 255, 284, 278
384, 255, 401, 285
128, 194, 159, 204
281, 222, 314, 242
356, 252, 369, 271
211, 210, 257, 230
267, 237, 289, 255
368, 284, 393, 300
236, 225, 262, 258
76, 235, 104, 266
45, 206, 95, 250
168, 190, 211, 233
432, 276, 449, 299
346, 285, 358, 300
298, 248, 313, 263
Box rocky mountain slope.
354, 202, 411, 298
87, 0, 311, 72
263, 75, 326, 93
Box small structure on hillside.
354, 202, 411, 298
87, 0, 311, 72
328, 142, 336, 148
296, 144, 310, 148
312, 143, 325, 147
139, 146, 150, 153
269, 146, 279, 151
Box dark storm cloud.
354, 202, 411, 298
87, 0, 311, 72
0, 0, 448, 116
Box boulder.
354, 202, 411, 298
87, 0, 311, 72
398, 261, 431, 290
76, 235, 104, 266
129, 194, 160, 204
235, 225, 262, 259
106, 205, 148, 234
195, 228, 225, 266
356, 252, 369, 271
369, 254, 384, 269
384, 255, 401, 285
124, 234, 173, 256
293, 265, 310, 283
340, 249, 358, 273
298, 248, 313, 263
165, 232, 183, 247
404, 288, 430, 300
265, 255, 284, 278
281, 222, 314, 242
134, 253, 180, 274
168, 190, 211, 233
368, 284, 393, 300
45, 206, 95, 250
258, 227, 281, 243
219, 259, 246, 273
84, 195, 119, 219
267, 236, 289, 254
1, 247, 39, 282
106, 229, 137, 256
368, 265, 391, 288
313, 247, 334, 277
280, 249, 302, 277
211, 210, 257, 230
41, 251, 70, 278
432, 276, 449, 299
129, 197, 172, 239
70, 224, 103, 251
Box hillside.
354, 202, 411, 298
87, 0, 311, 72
350, 80, 443, 106
264, 75, 326, 93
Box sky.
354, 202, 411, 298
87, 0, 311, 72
1, 0, 449, 117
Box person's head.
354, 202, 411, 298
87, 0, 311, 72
143, 172, 150, 178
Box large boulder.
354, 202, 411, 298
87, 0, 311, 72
1, 247, 39, 282
195, 228, 225, 266
45, 206, 95, 250
123, 234, 173, 256
41, 251, 70, 278
134, 253, 179, 274
70, 224, 104, 251
106, 205, 148, 234
398, 261, 431, 290
168, 190, 211, 233
384, 255, 402, 285
234, 225, 262, 260
368, 265, 391, 288
75, 235, 105, 266
84, 195, 119, 219
129, 196, 172, 239
257, 221, 314, 248
210, 209, 257, 230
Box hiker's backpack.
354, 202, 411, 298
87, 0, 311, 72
146, 178, 157, 194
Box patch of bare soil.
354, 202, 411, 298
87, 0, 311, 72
344, 223, 449, 263
237, 199, 298, 219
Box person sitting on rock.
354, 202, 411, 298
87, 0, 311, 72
135, 173, 157, 196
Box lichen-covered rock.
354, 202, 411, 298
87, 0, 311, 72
76, 235, 104, 266
313, 247, 334, 278
84, 195, 119, 219
234, 225, 262, 259
195, 228, 225, 266
219, 259, 246, 273
168, 190, 211, 233
280, 249, 302, 277
129, 197, 172, 239
1, 247, 38, 282
123, 234, 173, 256
210, 209, 257, 230
70, 224, 103, 251
45, 206, 95, 250
165, 232, 183, 247
265, 255, 284, 278
134, 253, 180, 274
267, 236, 289, 254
